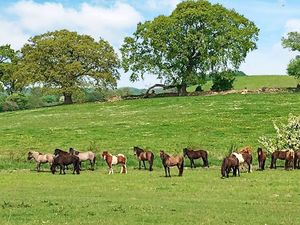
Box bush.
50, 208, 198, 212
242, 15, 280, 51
211, 70, 236, 91
259, 114, 300, 153
6, 93, 28, 110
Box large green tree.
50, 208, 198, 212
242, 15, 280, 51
21, 29, 120, 104
0, 45, 28, 94
282, 32, 300, 82
121, 0, 259, 95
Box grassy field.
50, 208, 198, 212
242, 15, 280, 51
188, 75, 299, 91
1, 84, 300, 224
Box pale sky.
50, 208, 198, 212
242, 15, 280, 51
0, 0, 299, 88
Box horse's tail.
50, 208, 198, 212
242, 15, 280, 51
149, 152, 154, 171
204, 151, 209, 167
179, 157, 184, 176
221, 158, 226, 177
92, 154, 96, 171
75, 158, 80, 174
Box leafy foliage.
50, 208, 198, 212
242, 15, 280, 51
21, 29, 120, 104
211, 70, 235, 91
282, 32, 300, 80
259, 114, 300, 153
0, 45, 28, 94
121, 0, 259, 94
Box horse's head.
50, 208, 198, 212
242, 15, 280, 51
133, 146, 138, 155
102, 151, 108, 160
159, 150, 165, 159
183, 148, 188, 157
257, 147, 263, 155
69, 148, 75, 155
27, 151, 33, 160
54, 148, 63, 157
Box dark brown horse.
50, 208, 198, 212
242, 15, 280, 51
159, 150, 184, 177
270, 150, 294, 170
133, 146, 154, 171
221, 155, 240, 178
294, 150, 300, 169
51, 149, 80, 175
257, 147, 267, 170
183, 148, 209, 168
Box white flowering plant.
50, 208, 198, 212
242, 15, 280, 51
258, 114, 300, 153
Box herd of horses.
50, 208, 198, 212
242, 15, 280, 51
27, 146, 300, 178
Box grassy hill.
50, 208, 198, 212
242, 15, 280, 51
1, 92, 300, 169
1, 89, 300, 224
188, 75, 299, 92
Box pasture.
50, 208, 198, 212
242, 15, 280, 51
1, 90, 300, 224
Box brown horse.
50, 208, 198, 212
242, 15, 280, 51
51, 149, 80, 175
183, 147, 209, 168
102, 151, 127, 174
159, 150, 184, 177
133, 146, 154, 171
257, 147, 267, 170
231, 151, 253, 173
270, 150, 294, 170
294, 150, 300, 169
221, 155, 240, 178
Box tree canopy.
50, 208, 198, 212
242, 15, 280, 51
121, 0, 259, 94
21, 29, 120, 104
0, 45, 28, 94
282, 32, 300, 80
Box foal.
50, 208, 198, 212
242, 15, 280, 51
257, 147, 267, 170
102, 151, 127, 174
27, 151, 54, 172
160, 150, 184, 177
183, 147, 209, 168
133, 146, 154, 171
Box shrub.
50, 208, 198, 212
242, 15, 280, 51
211, 70, 236, 91
6, 93, 28, 110
259, 114, 300, 153
41, 95, 58, 104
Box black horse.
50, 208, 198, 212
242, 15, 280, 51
51, 149, 80, 175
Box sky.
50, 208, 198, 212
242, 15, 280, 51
0, 0, 300, 88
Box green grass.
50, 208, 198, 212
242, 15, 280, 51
1, 88, 300, 224
1, 168, 300, 225
188, 75, 299, 91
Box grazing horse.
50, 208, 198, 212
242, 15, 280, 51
270, 150, 294, 170
221, 155, 240, 178
69, 148, 96, 171
133, 146, 154, 171
51, 149, 80, 175
159, 150, 184, 177
257, 147, 267, 170
231, 151, 253, 173
183, 147, 209, 168
102, 151, 127, 174
294, 150, 300, 169
27, 151, 54, 172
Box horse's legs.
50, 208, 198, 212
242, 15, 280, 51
262, 160, 265, 170
149, 160, 153, 171
138, 161, 141, 170
143, 160, 146, 170
189, 159, 193, 168
192, 159, 196, 168
36, 163, 41, 172
164, 166, 168, 177
167, 167, 171, 177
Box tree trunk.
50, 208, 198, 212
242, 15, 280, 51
63, 93, 73, 104
177, 84, 187, 96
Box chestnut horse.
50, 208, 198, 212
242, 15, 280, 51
133, 146, 154, 171
159, 150, 184, 177
221, 155, 240, 178
270, 150, 294, 170
183, 147, 209, 168
102, 151, 127, 174
257, 147, 267, 170
51, 149, 80, 175
294, 150, 300, 169
27, 151, 54, 172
